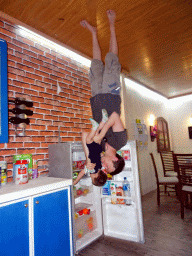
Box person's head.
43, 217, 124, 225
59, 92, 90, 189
101, 152, 125, 175
92, 169, 108, 187
110, 153, 125, 175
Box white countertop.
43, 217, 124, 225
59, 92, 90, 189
0, 177, 72, 204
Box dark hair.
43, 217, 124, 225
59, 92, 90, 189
110, 153, 125, 176
92, 169, 107, 187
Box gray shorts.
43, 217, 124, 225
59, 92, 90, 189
89, 52, 121, 97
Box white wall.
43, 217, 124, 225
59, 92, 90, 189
121, 77, 171, 195
166, 96, 192, 153
122, 77, 192, 195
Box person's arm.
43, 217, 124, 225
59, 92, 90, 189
73, 169, 85, 185
94, 112, 124, 144
82, 132, 90, 163
73, 163, 96, 185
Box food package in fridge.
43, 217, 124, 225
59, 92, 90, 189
116, 186, 125, 204
110, 183, 116, 204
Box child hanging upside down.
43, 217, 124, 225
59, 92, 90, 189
73, 109, 124, 186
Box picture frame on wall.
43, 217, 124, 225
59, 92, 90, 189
0, 39, 8, 143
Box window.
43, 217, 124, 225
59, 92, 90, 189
156, 117, 170, 152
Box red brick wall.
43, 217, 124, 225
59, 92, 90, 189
0, 17, 92, 181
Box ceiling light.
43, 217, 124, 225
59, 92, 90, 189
124, 78, 167, 103
18, 26, 91, 67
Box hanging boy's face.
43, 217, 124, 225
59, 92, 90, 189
100, 153, 118, 173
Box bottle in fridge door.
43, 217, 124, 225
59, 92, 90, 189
123, 177, 131, 205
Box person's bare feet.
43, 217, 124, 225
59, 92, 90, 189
80, 20, 97, 35
107, 10, 116, 26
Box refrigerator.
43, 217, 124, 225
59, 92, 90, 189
48, 140, 144, 254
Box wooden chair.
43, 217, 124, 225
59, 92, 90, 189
173, 154, 192, 169
160, 151, 177, 177
150, 153, 179, 206
174, 154, 192, 218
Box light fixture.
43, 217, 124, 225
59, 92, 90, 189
124, 78, 168, 103
190, 116, 192, 125
149, 114, 155, 126
148, 114, 157, 142
18, 26, 91, 67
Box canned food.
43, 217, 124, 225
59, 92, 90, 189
0, 161, 7, 185
14, 160, 28, 185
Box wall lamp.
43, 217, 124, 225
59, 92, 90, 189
149, 114, 157, 142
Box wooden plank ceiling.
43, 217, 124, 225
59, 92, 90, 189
0, 0, 192, 99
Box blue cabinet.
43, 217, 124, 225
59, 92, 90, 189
33, 189, 72, 256
0, 199, 29, 256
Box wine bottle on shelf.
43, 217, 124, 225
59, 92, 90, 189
9, 117, 30, 125
9, 98, 33, 107
9, 108, 33, 116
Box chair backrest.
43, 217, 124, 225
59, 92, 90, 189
160, 151, 174, 176
150, 153, 159, 184
174, 154, 192, 169
174, 154, 192, 180
178, 166, 192, 187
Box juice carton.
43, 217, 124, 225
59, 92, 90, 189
110, 183, 116, 204
122, 150, 131, 161
116, 186, 125, 204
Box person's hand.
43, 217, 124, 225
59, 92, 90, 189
86, 163, 96, 170
93, 134, 102, 144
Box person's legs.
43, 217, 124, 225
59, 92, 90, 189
80, 20, 104, 97
102, 10, 121, 95
86, 128, 98, 144
86, 118, 99, 143
80, 20, 101, 60
107, 10, 118, 55
95, 109, 108, 136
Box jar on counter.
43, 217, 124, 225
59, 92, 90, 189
14, 160, 28, 185
0, 161, 7, 185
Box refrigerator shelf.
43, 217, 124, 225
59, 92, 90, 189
73, 185, 93, 199
76, 229, 102, 252
102, 200, 134, 206
75, 210, 97, 241
75, 202, 94, 214
107, 179, 134, 183
101, 195, 134, 200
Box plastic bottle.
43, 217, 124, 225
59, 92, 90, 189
123, 177, 131, 205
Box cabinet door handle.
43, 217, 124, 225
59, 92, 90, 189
35, 201, 39, 204
24, 204, 28, 208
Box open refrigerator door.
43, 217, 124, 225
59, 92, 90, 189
48, 142, 103, 254
72, 147, 103, 253
101, 140, 145, 243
